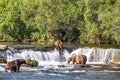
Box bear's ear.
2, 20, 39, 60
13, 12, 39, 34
71, 54, 77, 58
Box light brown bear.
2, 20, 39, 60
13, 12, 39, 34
53, 40, 62, 50
67, 53, 87, 64
5, 59, 26, 72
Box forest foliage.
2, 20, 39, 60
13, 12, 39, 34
0, 0, 120, 45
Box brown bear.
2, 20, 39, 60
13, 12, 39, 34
67, 53, 87, 64
53, 40, 62, 50
5, 59, 26, 72
53, 40, 64, 62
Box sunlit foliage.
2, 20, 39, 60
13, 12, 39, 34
0, 0, 119, 45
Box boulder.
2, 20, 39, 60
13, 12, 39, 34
0, 45, 8, 50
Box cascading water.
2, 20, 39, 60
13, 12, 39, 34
14, 49, 70, 65
71, 47, 120, 63
0, 49, 14, 61
1, 47, 120, 65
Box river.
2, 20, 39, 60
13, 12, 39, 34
0, 67, 120, 80
0, 44, 120, 80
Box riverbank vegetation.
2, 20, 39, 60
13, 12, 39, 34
0, 0, 120, 45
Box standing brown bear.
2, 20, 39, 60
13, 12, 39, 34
5, 59, 26, 72
53, 40, 62, 50
53, 40, 64, 62
67, 53, 87, 64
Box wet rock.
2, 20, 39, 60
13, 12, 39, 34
74, 64, 91, 69
57, 65, 65, 68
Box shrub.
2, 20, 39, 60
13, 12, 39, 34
0, 58, 7, 63
25, 60, 39, 67
112, 55, 120, 62
25, 60, 31, 65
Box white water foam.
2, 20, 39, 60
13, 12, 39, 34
70, 47, 120, 64
13, 49, 70, 66
1, 47, 120, 65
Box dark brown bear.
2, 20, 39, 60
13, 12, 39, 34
5, 59, 26, 72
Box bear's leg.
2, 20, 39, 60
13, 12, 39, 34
10, 66, 16, 72
5, 68, 8, 72
72, 59, 76, 64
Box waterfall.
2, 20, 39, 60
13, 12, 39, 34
14, 49, 70, 65
0, 49, 15, 61
71, 47, 120, 64
1, 47, 120, 65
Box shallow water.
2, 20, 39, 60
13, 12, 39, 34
1, 65, 120, 80
1, 45, 120, 80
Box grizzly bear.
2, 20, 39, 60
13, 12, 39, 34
5, 59, 26, 72
53, 40, 62, 50
67, 53, 87, 64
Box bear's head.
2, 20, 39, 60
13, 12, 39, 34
67, 54, 77, 63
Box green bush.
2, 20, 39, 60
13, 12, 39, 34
25, 60, 39, 67
25, 60, 31, 65
0, 58, 7, 63
112, 55, 120, 62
